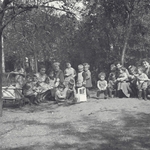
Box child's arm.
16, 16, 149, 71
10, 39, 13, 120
137, 74, 149, 81
97, 81, 101, 90
117, 73, 128, 81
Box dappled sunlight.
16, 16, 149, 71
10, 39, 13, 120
1, 98, 150, 150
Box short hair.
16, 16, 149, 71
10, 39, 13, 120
39, 65, 46, 70
58, 83, 65, 89
119, 67, 126, 72
98, 72, 106, 78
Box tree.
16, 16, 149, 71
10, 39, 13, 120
0, 0, 84, 116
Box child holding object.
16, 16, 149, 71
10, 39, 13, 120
97, 72, 108, 99
136, 66, 149, 100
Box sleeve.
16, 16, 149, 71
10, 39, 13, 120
64, 69, 68, 77
97, 81, 100, 90
73, 69, 76, 78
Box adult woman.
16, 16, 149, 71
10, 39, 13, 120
116, 64, 131, 98
142, 60, 150, 78
50, 62, 64, 99
35, 65, 50, 101
11, 64, 26, 88
142, 60, 150, 96
53, 62, 64, 87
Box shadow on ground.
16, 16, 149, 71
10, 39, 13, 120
1, 111, 150, 150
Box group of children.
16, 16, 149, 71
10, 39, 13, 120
19, 61, 150, 105
97, 64, 150, 100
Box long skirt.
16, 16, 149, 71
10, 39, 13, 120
117, 81, 131, 98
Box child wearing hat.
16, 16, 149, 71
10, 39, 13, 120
97, 72, 108, 99
83, 63, 92, 98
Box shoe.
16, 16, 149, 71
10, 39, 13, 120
104, 96, 108, 99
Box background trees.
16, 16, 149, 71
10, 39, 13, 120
1, 0, 150, 115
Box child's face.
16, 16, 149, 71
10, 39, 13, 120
137, 69, 142, 75
143, 61, 149, 69
33, 76, 38, 82
59, 87, 64, 92
100, 75, 105, 81
40, 68, 46, 75
45, 79, 49, 84
78, 68, 83, 72
27, 77, 32, 82
84, 67, 88, 71
119, 69, 123, 74
116, 64, 121, 69
110, 65, 116, 71
68, 84, 73, 89
66, 63, 71, 68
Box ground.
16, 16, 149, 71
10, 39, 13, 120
1, 91, 150, 150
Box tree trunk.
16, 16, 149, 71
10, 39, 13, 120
121, 15, 132, 66
0, 7, 5, 116
2, 35, 5, 73
0, 29, 3, 117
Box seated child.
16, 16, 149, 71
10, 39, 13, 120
22, 75, 38, 105
107, 64, 117, 98
66, 79, 77, 103
97, 72, 108, 99
55, 83, 67, 102
136, 66, 149, 100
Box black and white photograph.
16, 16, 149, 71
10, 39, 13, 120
0, 0, 150, 149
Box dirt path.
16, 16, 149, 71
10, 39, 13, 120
1, 94, 150, 150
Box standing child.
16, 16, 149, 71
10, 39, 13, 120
76, 64, 84, 88
136, 66, 149, 100
83, 63, 92, 98
97, 72, 108, 99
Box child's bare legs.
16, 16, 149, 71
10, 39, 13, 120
86, 88, 90, 98
97, 90, 107, 99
